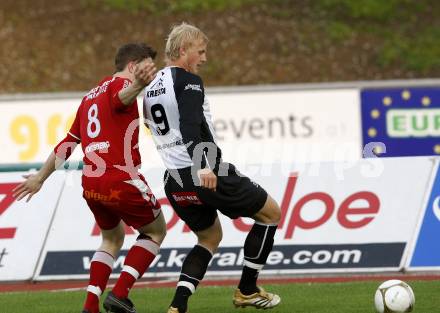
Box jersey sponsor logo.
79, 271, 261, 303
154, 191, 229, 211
184, 84, 202, 92
85, 141, 110, 153
146, 88, 166, 98
85, 78, 114, 100
84, 189, 121, 202
156, 139, 184, 151
172, 192, 202, 206
151, 77, 164, 88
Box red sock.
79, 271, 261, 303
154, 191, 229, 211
112, 238, 159, 298
83, 251, 114, 313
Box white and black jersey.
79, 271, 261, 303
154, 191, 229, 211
145, 67, 268, 232
143, 66, 222, 170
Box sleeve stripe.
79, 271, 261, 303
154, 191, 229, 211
68, 131, 80, 141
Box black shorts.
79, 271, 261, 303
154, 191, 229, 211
164, 163, 268, 232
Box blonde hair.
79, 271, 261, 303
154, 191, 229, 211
165, 22, 208, 61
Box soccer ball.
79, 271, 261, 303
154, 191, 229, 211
374, 280, 415, 313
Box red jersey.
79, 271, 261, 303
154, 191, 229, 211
55, 76, 141, 176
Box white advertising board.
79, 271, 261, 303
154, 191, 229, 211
36, 156, 431, 279
0, 99, 82, 164
0, 88, 362, 167
0, 97, 161, 168
209, 89, 362, 163
0, 171, 65, 280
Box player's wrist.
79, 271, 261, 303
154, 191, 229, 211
34, 172, 45, 184
131, 79, 146, 90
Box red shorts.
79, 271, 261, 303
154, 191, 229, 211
82, 171, 161, 230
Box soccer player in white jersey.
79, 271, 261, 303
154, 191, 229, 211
143, 23, 281, 313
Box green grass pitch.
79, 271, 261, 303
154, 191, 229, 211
0, 281, 438, 313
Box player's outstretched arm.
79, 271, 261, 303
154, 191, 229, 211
13, 151, 65, 202
13, 131, 79, 202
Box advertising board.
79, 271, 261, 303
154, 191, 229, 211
36, 157, 431, 279
0, 171, 65, 280
361, 87, 440, 157
0, 88, 361, 168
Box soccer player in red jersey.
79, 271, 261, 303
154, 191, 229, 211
13, 43, 165, 313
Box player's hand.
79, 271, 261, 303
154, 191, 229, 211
12, 174, 43, 202
134, 59, 157, 87
197, 168, 217, 192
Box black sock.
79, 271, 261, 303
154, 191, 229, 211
171, 286, 192, 312
238, 223, 277, 295
238, 266, 259, 295
171, 245, 212, 311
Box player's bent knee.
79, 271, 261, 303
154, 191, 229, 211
269, 205, 281, 224
100, 235, 124, 256
110, 235, 125, 249
197, 229, 222, 252
101, 231, 125, 249
200, 231, 222, 247
254, 195, 281, 224
142, 228, 167, 245
196, 217, 222, 250
138, 223, 167, 245
137, 212, 167, 245
212, 230, 223, 246
197, 239, 221, 253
